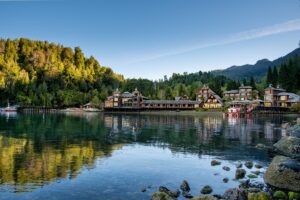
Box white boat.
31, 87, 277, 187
0, 103, 18, 112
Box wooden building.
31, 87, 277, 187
263, 85, 300, 108
196, 86, 223, 109
223, 85, 259, 101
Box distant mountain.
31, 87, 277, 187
211, 48, 300, 80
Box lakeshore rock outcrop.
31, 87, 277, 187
264, 155, 300, 192
273, 136, 300, 159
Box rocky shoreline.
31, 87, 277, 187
150, 118, 300, 200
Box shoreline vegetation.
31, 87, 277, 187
1, 38, 300, 110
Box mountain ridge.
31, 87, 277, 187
211, 47, 300, 80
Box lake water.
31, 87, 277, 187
0, 112, 298, 200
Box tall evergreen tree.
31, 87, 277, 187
266, 66, 273, 86
272, 66, 278, 87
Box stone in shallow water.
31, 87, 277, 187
247, 174, 258, 179
223, 188, 247, 200
180, 180, 190, 193
248, 192, 271, 200
201, 185, 213, 194
223, 177, 229, 183
159, 186, 180, 198
288, 191, 300, 200
191, 196, 218, 200
211, 160, 221, 166
236, 162, 243, 168
151, 192, 171, 200
235, 169, 246, 179
223, 166, 231, 171
273, 191, 287, 200
264, 156, 300, 192
255, 164, 263, 169
245, 161, 254, 169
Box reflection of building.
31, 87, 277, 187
264, 84, 300, 108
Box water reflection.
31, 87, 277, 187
0, 112, 298, 196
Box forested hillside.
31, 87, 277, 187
0, 38, 299, 107
266, 54, 300, 93
0, 38, 124, 106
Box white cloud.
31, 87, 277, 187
127, 18, 300, 65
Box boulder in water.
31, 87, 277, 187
248, 192, 271, 200
211, 160, 221, 166
235, 169, 246, 179
264, 156, 300, 192
223, 188, 247, 200
245, 161, 254, 169
273, 136, 300, 159
151, 192, 172, 200
159, 186, 180, 198
201, 185, 213, 194
180, 180, 190, 193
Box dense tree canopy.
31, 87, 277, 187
0, 38, 124, 106
1, 38, 299, 107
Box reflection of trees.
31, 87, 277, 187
0, 113, 293, 192
0, 114, 124, 192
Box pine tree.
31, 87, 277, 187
272, 66, 278, 87
250, 76, 256, 89
266, 66, 273, 86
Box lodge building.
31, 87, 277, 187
104, 86, 223, 111
223, 85, 259, 101
104, 84, 300, 111
263, 84, 300, 108
196, 86, 223, 109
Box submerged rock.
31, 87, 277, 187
256, 143, 267, 149
141, 187, 147, 192
223, 166, 231, 171
287, 124, 300, 138
201, 185, 213, 194
151, 192, 172, 200
183, 192, 194, 199
180, 180, 191, 193
273, 136, 300, 159
235, 169, 246, 179
248, 192, 271, 200
223, 177, 229, 183
251, 171, 261, 175
236, 162, 243, 168
223, 188, 247, 200
159, 186, 180, 198
245, 161, 254, 169
247, 174, 258, 179
273, 191, 287, 200
264, 156, 300, 192
211, 160, 221, 166
255, 164, 263, 169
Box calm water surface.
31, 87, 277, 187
0, 112, 298, 200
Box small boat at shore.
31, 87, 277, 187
0, 104, 18, 112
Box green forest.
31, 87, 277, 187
0, 38, 300, 107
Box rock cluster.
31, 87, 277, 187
264, 119, 300, 194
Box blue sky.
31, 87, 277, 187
1, 0, 300, 80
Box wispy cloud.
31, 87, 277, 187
127, 18, 300, 65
